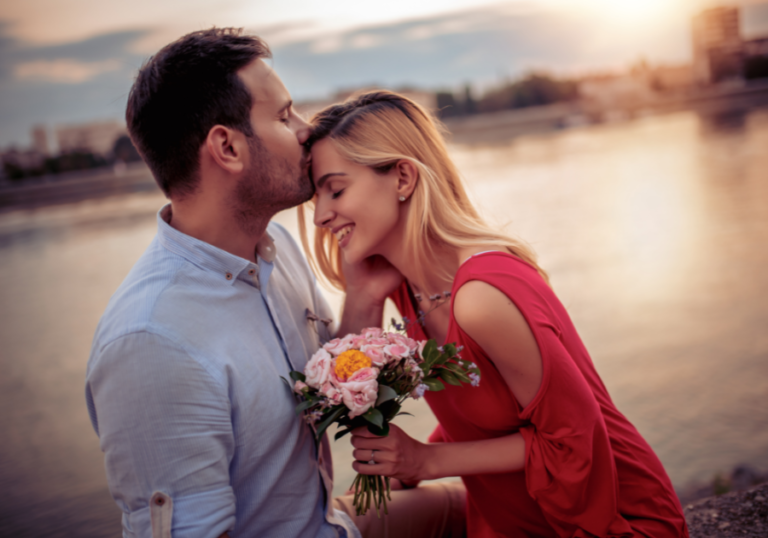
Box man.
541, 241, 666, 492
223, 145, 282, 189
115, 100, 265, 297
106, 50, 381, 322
86, 28, 464, 538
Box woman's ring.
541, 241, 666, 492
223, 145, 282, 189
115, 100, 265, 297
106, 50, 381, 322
368, 450, 377, 465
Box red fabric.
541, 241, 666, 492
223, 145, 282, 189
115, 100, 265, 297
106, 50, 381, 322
391, 252, 688, 537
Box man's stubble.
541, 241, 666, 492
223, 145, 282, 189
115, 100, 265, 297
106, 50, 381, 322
231, 134, 314, 236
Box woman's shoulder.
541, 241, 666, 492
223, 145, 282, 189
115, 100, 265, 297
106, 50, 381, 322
455, 250, 545, 290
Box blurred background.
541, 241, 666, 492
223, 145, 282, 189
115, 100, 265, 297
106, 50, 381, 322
1, 0, 768, 535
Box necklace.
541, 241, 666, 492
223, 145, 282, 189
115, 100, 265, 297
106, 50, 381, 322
413, 290, 452, 327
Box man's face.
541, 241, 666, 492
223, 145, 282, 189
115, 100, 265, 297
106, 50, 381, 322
232, 59, 314, 226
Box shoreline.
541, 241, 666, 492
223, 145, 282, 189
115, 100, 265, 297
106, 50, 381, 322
685, 482, 768, 537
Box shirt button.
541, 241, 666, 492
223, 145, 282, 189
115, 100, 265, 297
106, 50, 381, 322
225, 272, 233, 280
248, 268, 256, 276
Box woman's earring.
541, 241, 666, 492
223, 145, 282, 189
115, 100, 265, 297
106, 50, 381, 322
399, 196, 406, 202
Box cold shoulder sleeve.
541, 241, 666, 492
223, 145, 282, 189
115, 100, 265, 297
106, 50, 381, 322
518, 330, 633, 537
460, 255, 635, 537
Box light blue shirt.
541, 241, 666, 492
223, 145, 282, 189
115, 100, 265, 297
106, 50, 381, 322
86, 205, 358, 538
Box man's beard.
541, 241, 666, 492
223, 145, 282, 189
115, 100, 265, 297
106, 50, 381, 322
232, 134, 314, 235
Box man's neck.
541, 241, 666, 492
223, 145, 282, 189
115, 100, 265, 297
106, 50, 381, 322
168, 198, 271, 263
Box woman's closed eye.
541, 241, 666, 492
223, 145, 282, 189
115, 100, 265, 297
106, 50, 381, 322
331, 189, 344, 200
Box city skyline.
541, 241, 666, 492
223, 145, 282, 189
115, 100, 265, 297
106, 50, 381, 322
2, 0, 768, 149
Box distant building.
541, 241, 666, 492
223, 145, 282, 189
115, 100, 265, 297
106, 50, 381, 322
692, 6, 768, 85
692, 7, 743, 84
577, 73, 655, 110
31, 125, 49, 156
650, 64, 695, 93
56, 120, 127, 156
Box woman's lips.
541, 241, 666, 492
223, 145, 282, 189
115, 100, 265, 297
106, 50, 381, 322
335, 224, 354, 248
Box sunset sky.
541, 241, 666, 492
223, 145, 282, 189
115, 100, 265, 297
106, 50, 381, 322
1, 0, 768, 149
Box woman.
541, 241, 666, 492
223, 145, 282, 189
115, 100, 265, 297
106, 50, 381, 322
301, 90, 688, 537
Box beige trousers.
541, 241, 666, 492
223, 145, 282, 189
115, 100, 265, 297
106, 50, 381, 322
333, 481, 467, 538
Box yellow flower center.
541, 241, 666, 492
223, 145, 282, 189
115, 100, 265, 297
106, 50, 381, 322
334, 350, 372, 381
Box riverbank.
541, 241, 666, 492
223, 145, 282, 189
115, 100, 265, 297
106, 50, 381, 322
686, 482, 768, 537
443, 79, 768, 144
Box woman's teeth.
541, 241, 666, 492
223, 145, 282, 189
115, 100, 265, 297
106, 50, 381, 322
336, 225, 353, 242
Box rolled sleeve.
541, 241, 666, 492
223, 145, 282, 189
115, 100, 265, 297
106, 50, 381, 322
86, 331, 236, 538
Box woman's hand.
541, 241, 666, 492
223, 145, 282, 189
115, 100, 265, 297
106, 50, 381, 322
336, 255, 404, 336
350, 424, 430, 483
343, 254, 404, 307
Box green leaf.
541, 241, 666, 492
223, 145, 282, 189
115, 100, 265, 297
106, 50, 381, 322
421, 340, 439, 365
443, 362, 471, 383
375, 385, 398, 406
442, 343, 457, 357
295, 399, 316, 414
315, 406, 346, 440
289, 371, 306, 382
440, 369, 462, 386
362, 408, 384, 429
383, 402, 402, 422
422, 378, 445, 392
334, 428, 352, 440
367, 421, 390, 437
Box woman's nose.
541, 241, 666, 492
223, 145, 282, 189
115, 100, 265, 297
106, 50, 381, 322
313, 200, 334, 228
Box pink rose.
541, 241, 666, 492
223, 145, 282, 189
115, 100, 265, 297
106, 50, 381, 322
338, 367, 379, 418
349, 335, 369, 349
361, 327, 384, 339
360, 344, 387, 366
321, 382, 343, 404
294, 380, 308, 393
323, 337, 354, 356
386, 332, 408, 346
364, 337, 389, 348
305, 348, 333, 388
384, 343, 411, 361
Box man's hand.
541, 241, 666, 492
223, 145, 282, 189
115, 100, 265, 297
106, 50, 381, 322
336, 255, 403, 337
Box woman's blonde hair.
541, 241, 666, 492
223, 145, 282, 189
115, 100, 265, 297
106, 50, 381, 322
298, 90, 547, 291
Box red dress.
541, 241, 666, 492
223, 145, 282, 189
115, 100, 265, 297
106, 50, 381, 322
391, 252, 688, 537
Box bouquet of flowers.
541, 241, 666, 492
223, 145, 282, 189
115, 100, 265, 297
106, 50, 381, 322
286, 325, 480, 517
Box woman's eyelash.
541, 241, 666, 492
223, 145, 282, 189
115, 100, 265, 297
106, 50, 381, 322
331, 189, 344, 199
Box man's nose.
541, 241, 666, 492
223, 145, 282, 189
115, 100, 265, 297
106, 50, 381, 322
296, 115, 312, 146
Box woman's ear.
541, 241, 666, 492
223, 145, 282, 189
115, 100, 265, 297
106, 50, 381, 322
204, 125, 247, 175
394, 159, 419, 201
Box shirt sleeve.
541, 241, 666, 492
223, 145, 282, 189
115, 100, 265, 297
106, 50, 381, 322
518, 325, 633, 538
86, 331, 236, 538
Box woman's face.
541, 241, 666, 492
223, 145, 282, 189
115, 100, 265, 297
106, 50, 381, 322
311, 138, 402, 264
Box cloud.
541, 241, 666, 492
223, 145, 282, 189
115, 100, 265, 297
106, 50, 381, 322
273, 4, 691, 101
14, 59, 121, 84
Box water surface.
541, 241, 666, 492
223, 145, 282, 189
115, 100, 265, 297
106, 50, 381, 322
1, 109, 766, 535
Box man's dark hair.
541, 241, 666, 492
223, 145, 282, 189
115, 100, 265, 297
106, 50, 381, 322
126, 28, 270, 197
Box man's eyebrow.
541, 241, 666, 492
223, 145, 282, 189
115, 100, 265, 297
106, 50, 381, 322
316, 172, 347, 189
277, 100, 293, 115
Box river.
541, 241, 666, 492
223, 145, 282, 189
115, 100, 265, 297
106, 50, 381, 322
1, 108, 766, 535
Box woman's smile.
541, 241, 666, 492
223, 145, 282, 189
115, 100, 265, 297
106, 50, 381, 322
334, 224, 355, 247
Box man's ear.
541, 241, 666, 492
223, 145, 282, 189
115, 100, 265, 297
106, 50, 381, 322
204, 125, 247, 174
394, 159, 419, 201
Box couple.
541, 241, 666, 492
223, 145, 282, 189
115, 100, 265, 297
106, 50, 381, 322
86, 28, 688, 537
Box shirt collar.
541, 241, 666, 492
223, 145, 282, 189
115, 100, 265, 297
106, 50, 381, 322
156, 204, 277, 285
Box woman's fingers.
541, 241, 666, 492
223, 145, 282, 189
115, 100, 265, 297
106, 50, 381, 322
352, 448, 389, 463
